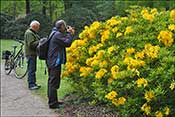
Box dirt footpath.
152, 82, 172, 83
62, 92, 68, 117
0, 64, 59, 117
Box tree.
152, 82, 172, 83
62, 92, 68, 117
26, 0, 30, 15
63, 0, 72, 10
13, 1, 16, 18
42, 0, 46, 15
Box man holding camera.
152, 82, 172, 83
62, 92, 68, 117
46, 20, 75, 109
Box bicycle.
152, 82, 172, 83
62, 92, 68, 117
2, 40, 27, 79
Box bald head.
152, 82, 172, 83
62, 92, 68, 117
30, 20, 40, 32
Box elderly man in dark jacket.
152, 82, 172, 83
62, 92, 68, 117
46, 20, 75, 109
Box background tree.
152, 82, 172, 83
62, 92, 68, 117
42, 0, 46, 16
26, 0, 30, 15
0, 0, 174, 40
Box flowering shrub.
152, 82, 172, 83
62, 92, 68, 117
63, 6, 175, 116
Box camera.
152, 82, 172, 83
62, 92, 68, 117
67, 25, 71, 29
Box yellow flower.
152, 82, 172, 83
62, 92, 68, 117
61, 71, 69, 78
99, 60, 107, 68
126, 48, 135, 54
116, 32, 122, 38
112, 98, 119, 106
124, 57, 145, 70
67, 57, 74, 62
155, 111, 163, 117
91, 21, 101, 30
124, 26, 133, 35
164, 106, 170, 115
141, 103, 151, 115
86, 58, 94, 66
108, 78, 113, 84
121, 17, 128, 21
107, 17, 122, 26
143, 13, 155, 22
136, 78, 148, 87
170, 9, 175, 20
157, 30, 174, 47
96, 43, 103, 49
101, 30, 110, 43
144, 90, 155, 102
135, 51, 145, 59
88, 31, 95, 39
112, 27, 118, 33
88, 46, 97, 55
91, 59, 99, 66
105, 91, 117, 100
151, 8, 158, 15
108, 46, 115, 53
141, 9, 148, 15
169, 83, 175, 90
118, 97, 126, 105
168, 24, 175, 31
80, 67, 93, 77
144, 44, 160, 59
97, 50, 105, 59
135, 69, 140, 77
95, 69, 107, 79
111, 65, 119, 78
79, 26, 89, 38
123, 57, 132, 64
112, 97, 126, 107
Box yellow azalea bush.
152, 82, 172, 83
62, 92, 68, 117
63, 6, 175, 116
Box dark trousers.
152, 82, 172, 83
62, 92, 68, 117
26, 56, 37, 87
48, 65, 61, 106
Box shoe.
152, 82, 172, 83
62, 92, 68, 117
58, 101, 64, 105
29, 85, 41, 90
49, 104, 60, 109
35, 84, 41, 88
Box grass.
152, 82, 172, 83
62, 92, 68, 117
0, 39, 74, 100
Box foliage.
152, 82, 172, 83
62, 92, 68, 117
60, 5, 97, 38
0, 0, 25, 18
63, 6, 175, 116
1, 12, 52, 40
115, 1, 175, 16
61, 0, 117, 38
0, 13, 13, 39
0, 0, 64, 22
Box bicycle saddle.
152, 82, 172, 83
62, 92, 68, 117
12, 45, 18, 48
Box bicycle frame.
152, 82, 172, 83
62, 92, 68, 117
13, 45, 23, 61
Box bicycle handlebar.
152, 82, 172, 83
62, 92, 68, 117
14, 39, 24, 45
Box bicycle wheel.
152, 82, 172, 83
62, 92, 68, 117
4, 59, 13, 75
14, 53, 27, 79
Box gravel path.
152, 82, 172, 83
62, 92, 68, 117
0, 64, 59, 117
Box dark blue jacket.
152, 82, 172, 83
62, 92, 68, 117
46, 27, 73, 68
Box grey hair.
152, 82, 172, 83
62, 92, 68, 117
30, 20, 40, 27
55, 20, 66, 29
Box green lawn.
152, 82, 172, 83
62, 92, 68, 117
0, 39, 74, 100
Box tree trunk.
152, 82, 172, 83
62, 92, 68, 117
49, 0, 52, 22
63, 0, 72, 10
26, 0, 30, 15
13, 1, 16, 18
42, 0, 46, 15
